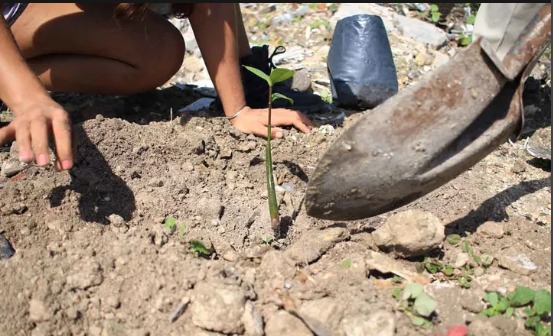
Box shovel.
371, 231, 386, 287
305, 5, 551, 221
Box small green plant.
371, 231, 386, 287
479, 287, 551, 336
164, 216, 186, 237
190, 240, 213, 258
243, 65, 295, 232
419, 238, 494, 288
261, 235, 274, 246
340, 258, 352, 269
429, 4, 441, 23
392, 283, 438, 327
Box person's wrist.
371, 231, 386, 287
6, 91, 58, 115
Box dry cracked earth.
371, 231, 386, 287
0, 3, 551, 336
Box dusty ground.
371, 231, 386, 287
0, 3, 551, 336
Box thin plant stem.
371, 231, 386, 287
266, 84, 279, 230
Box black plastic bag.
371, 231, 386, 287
327, 14, 399, 109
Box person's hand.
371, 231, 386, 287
230, 106, 314, 138
0, 98, 73, 171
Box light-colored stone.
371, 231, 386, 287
66, 257, 104, 290
264, 310, 313, 336
191, 281, 246, 334
476, 221, 504, 239
341, 310, 396, 336
284, 227, 350, 265
29, 299, 52, 322
372, 209, 445, 257
498, 250, 538, 275
242, 301, 264, 336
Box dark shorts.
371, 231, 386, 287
2, 3, 27, 27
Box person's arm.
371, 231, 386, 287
188, 3, 313, 139
0, 16, 72, 170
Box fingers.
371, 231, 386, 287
249, 124, 284, 139
271, 108, 313, 134
30, 117, 50, 166
51, 114, 73, 170
14, 121, 33, 163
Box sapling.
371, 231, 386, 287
243, 65, 295, 232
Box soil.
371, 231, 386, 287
0, 4, 550, 336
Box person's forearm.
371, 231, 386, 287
188, 3, 247, 118
0, 17, 50, 111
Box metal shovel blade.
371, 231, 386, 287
305, 6, 551, 221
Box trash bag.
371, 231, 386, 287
327, 14, 399, 109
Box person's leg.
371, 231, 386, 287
473, 3, 545, 62
9, 3, 185, 95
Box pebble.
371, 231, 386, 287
476, 221, 504, 239
265, 310, 313, 336
372, 209, 445, 257
0, 233, 15, 259
498, 250, 538, 275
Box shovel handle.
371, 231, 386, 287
501, 4, 551, 80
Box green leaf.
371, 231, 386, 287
391, 287, 403, 300
164, 216, 177, 230
485, 291, 499, 307
505, 307, 514, 317
508, 287, 535, 307
482, 255, 494, 268
533, 290, 551, 315
340, 258, 352, 269
269, 68, 295, 84
178, 223, 186, 237
496, 297, 510, 313
446, 234, 461, 245
443, 266, 454, 276
430, 4, 439, 12
525, 315, 541, 328
431, 12, 440, 23
535, 324, 552, 336
403, 283, 424, 301
272, 92, 294, 105
424, 261, 442, 274
190, 240, 213, 257
243, 65, 271, 86
461, 241, 471, 254
473, 254, 482, 266
413, 292, 438, 317
466, 14, 476, 25
408, 313, 428, 326
480, 307, 498, 317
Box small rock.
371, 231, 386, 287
46, 220, 73, 233
0, 233, 15, 259
2, 202, 28, 215
460, 289, 486, 313
497, 248, 538, 275
191, 281, 246, 334
29, 299, 52, 322
298, 297, 342, 333
341, 310, 396, 336
108, 214, 126, 228
265, 310, 313, 336
105, 296, 121, 309
66, 257, 104, 290
393, 14, 448, 48
1, 159, 26, 177
498, 251, 538, 275
241, 301, 264, 336
284, 227, 350, 265
468, 319, 501, 336
476, 222, 504, 239
510, 160, 526, 174
453, 252, 470, 269
372, 209, 445, 257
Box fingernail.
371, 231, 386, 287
18, 151, 33, 163
61, 160, 73, 170
37, 154, 49, 166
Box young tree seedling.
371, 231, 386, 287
242, 65, 295, 232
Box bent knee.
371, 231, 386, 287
134, 21, 185, 91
